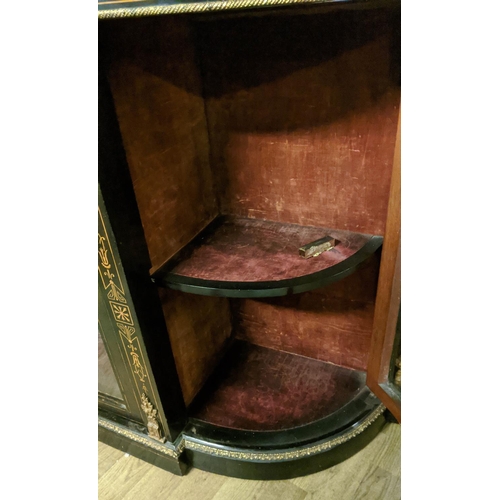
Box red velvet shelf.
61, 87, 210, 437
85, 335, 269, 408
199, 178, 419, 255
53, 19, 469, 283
189, 340, 366, 432
152, 216, 382, 298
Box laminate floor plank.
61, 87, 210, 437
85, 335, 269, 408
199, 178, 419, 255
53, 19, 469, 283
98, 441, 125, 479
99, 453, 160, 500
98, 424, 400, 500
372, 423, 401, 475
121, 466, 226, 500
350, 465, 401, 500
211, 478, 307, 500
291, 423, 400, 499
291, 445, 374, 499
159, 467, 227, 500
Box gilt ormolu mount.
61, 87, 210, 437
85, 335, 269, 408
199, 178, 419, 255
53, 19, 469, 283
98, 0, 401, 479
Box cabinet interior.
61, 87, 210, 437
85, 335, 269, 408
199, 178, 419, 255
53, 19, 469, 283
101, 6, 400, 431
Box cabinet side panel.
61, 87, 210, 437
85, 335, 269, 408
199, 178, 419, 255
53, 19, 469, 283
104, 17, 218, 272
200, 9, 400, 235
159, 289, 233, 406
234, 255, 380, 370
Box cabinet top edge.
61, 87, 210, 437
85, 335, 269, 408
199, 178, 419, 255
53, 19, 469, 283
98, 0, 398, 20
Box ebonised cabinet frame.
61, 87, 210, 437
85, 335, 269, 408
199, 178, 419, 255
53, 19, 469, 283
98, 0, 401, 479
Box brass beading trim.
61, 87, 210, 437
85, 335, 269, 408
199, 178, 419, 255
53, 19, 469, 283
98, 0, 331, 19
100, 403, 384, 462
184, 404, 385, 461
98, 418, 181, 457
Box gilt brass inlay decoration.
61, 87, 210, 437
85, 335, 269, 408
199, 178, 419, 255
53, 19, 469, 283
394, 355, 401, 386
98, 230, 125, 300
130, 342, 148, 382
99, 418, 178, 457
99, 404, 384, 462
99, 205, 166, 438
115, 323, 148, 382
184, 404, 386, 461
107, 282, 126, 303
110, 302, 134, 325
98, 0, 331, 19
116, 323, 135, 342
141, 393, 165, 442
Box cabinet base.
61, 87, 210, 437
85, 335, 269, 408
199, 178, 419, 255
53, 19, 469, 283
183, 403, 386, 480
98, 417, 188, 476
99, 400, 386, 480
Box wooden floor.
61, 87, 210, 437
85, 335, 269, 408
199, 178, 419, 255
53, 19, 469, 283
98, 423, 400, 500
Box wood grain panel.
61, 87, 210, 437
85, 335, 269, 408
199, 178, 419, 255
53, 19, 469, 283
233, 255, 380, 370
199, 9, 400, 235
231, 253, 380, 370
234, 297, 374, 371
367, 111, 401, 421
158, 289, 233, 406
105, 17, 218, 272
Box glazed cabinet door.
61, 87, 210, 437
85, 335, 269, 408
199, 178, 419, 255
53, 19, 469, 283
98, 190, 174, 441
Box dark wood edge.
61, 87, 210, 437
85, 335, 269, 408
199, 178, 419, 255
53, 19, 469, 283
185, 386, 380, 450
367, 110, 401, 422
182, 407, 386, 480
379, 382, 401, 409
152, 235, 383, 298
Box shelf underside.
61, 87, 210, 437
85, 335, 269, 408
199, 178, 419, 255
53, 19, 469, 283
189, 340, 366, 432
152, 216, 382, 298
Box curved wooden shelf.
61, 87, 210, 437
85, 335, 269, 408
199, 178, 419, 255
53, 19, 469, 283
152, 216, 383, 298
182, 341, 385, 479
188, 340, 368, 432
183, 404, 385, 480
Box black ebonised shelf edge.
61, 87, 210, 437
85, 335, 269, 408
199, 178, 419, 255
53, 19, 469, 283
186, 386, 379, 450
152, 235, 382, 298
150, 216, 383, 298
182, 403, 386, 480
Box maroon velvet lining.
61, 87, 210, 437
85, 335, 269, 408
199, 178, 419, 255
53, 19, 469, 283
189, 341, 365, 431
170, 216, 371, 283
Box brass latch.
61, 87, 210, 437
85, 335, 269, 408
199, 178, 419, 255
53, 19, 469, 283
299, 236, 339, 259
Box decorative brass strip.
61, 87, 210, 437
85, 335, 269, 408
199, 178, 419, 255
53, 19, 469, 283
100, 0, 148, 4
141, 393, 165, 443
184, 404, 385, 461
99, 418, 180, 458
100, 405, 383, 462
98, 228, 125, 298
98, 0, 332, 19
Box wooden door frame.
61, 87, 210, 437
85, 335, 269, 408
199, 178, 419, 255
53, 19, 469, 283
367, 111, 401, 422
